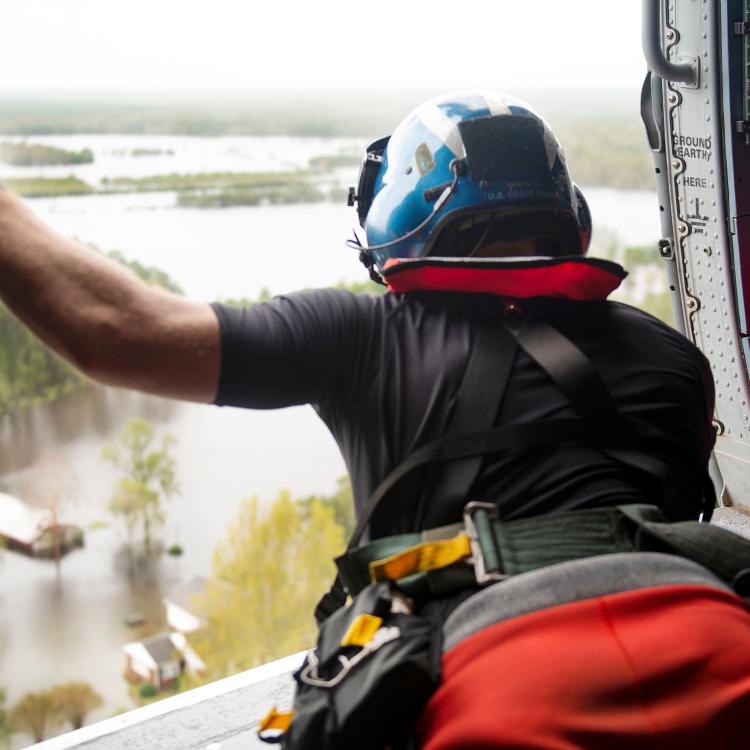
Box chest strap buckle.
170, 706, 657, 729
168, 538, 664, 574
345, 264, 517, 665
463, 501, 507, 585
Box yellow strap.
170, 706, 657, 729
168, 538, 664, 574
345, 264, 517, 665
340, 613, 383, 647
257, 706, 295, 735
369, 533, 472, 583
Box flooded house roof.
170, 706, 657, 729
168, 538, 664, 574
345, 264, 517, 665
141, 633, 179, 664
124, 632, 205, 675
0, 491, 51, 545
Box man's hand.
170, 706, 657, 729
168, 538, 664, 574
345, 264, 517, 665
0, 187, 221, 403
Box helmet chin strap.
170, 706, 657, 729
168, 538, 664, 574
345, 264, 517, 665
347, 159, 464, 280
347, 231, 385, 285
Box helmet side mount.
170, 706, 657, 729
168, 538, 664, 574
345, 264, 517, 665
347, 159, 464, 278
348, 135, 390, 227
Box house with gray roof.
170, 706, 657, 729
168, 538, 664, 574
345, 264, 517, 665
123, 631, 206, 691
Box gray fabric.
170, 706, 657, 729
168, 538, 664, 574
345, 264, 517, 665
443, 552, 730, 652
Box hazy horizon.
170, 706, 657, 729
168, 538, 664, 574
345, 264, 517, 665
2, 2, 645, 93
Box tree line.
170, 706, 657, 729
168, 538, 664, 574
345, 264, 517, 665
0, 141, 93, 167
0, 682, 102, 746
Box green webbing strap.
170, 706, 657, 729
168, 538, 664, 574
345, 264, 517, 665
620, 504, 750, 584
350, 416, 664, 550
336, 503, 750, 601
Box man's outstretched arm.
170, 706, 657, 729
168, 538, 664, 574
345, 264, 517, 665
0, 187, 221, 402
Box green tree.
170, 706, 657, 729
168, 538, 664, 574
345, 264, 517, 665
623, 243, 661, 269
298, 476, 355, 538
0, 689, 14, 749
103, 417, 179, 557
51, 682, 103, 730
0, 301, 84, 416
194, 490, 346, 678
10, 691, 62, 743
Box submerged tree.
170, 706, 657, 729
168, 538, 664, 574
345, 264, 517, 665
21, 451, 80, 582
194, 489, 346, 678
51, 682, 103, 730
103, 417, 179, 557
10, 691, 62, 743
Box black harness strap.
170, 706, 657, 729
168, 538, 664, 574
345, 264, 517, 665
352, 416, 667, 548
514, 322, 670, 491
416, 323, 518, 530
515, 322, 715, 521
514, 322, 618, 421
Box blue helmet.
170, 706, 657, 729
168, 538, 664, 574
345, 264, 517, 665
347, 91, 591, 280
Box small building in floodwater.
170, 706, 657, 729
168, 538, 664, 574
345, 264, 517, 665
0, 491, 83, 557
123, 631, 206, 691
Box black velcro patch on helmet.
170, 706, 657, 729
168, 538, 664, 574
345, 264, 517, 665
457, 115, 550, 182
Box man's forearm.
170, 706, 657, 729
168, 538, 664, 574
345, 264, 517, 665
0, 187, 221, 402
0, 187, 152, 366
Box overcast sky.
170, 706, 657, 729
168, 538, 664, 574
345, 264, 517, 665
0, 1, 646, 94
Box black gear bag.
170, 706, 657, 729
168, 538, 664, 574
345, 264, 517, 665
258, 582, 440, 750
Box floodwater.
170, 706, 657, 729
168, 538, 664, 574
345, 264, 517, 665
0, 135, 662, 743
0, 389, 346, 730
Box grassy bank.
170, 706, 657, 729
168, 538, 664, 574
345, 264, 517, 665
177, 183, 326, 208
1, 176, 93, 197
100, 171, 306, 193
3, 170, 344, 207
104, 171, 334, 208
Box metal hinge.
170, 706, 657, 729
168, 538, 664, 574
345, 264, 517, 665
734, 20, 750, 35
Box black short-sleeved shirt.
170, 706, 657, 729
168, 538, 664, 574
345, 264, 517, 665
211, 289, 714, 538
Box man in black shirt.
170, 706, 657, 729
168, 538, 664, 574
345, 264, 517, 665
211, 289, 713, 537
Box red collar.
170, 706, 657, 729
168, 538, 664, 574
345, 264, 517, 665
381, 256, 626, 301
